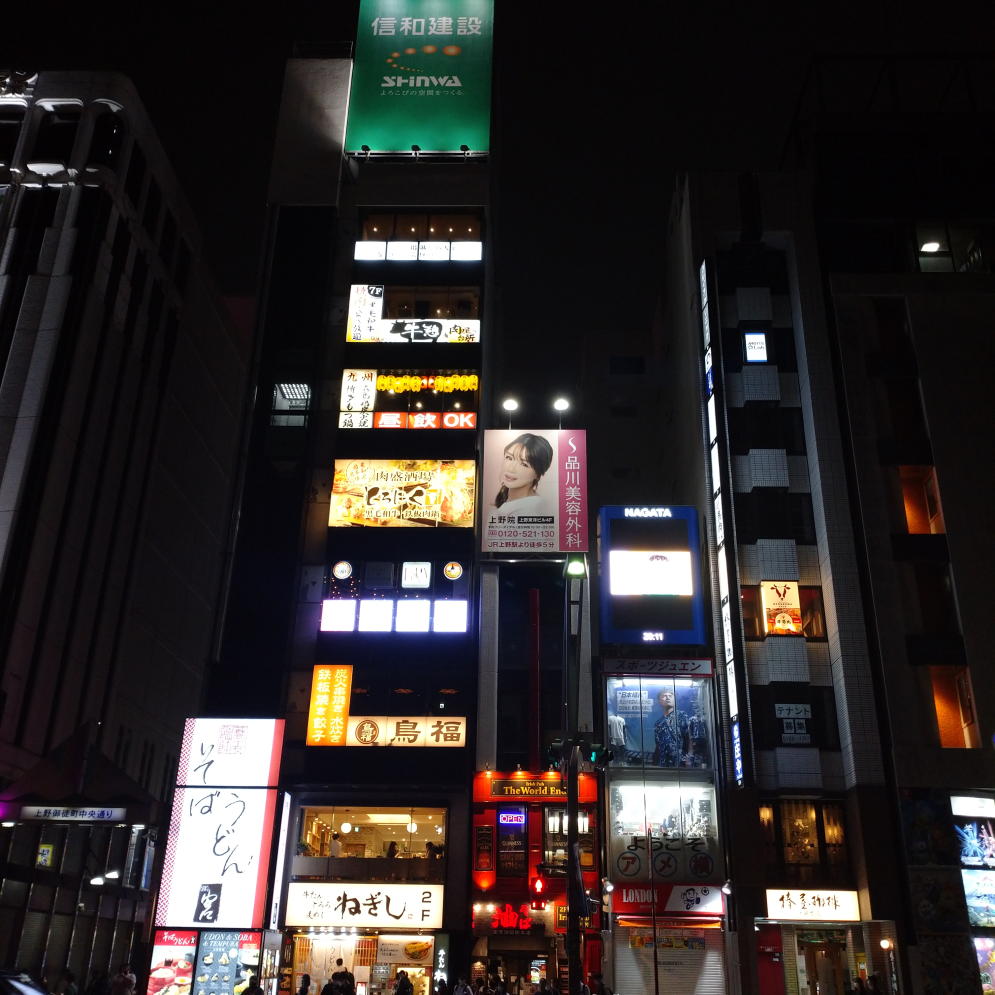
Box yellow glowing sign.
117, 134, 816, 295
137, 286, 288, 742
377, 373, 479, 394
760, 581, 802, 635
329, 459, 476, 528
306, 665, 353, 746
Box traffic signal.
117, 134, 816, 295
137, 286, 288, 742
530, 870, 547, 910
585, 742, 612, 767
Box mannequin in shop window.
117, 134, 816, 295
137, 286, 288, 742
654, 688, 691, 767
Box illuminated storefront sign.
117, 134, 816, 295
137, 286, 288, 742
965, 870, 995, 926
156, 719, 284, 929
765, 889, 860, 922
953, 796, 995, 818
339, 369, 479, 429
744, 331, 768, 362
481, 429, 588, 552
472, 772, 597, 803
611, 883, 724, 916
346, 286, 480, 343
20, 806, 127, 821
355, 240, 483, 262
285, 882, 444, 928
329, 459, 475, 528
306, 665, 353, 746
598, 506, 706, 645
346, 715, 466, 747
191, 931, 262, 995
148, 930, 197, 995
320, 598, 468, 633
305, 665, 466, 746
602, 658, 713, 676
760, 581, 802, 635
345, 0, 494, 154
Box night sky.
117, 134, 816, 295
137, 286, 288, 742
11, 0, 995, 393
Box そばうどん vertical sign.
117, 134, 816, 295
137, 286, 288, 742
346, 0, 494, 153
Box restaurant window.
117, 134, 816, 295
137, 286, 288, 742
930, 666, 980, 749
900, 466, 945, 534
759, 799, 849, 885
296, 806, 447, 881
32, 107, 80, 163
271, 383, 310, 427
360, 211, 482, 242
497, 806, 527, 876
605, 676, 712, 770
761, 799, 850, 885
382, 286, 480, 319
544, 807, 595, 872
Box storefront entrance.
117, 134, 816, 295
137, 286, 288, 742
797, 932, 849, 995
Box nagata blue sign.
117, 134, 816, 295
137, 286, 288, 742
598, 505, 707, 647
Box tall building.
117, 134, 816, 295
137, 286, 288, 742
203, 8, 495, 991
656, 53, 995, 995
0, 71, 250, 973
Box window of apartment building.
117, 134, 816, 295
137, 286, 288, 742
271, 383, 310, 427
906, 561, 960, 635
297, 806, 447, 880
759, 800, 849, 885
609, 355, 646, 375
31, 106, 80, 164
726, 407, 806, 454
734, 492, 817, 545
930, 666, 980, 749
741, 585, 826, 640
899, 465, 946, 534
0, 108, 24, 165
917, 221, 989, 274
87, 109, 125, 169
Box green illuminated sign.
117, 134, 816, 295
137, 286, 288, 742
346, 0, 493, 153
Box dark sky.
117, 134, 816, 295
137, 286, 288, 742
12, 0, 995, 371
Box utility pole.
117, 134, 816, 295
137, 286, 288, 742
562, 556, 587, 995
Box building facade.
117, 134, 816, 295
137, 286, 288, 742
658, 54, 995, 994
0, 71, 250, 974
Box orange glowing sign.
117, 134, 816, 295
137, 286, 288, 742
306, 665, 353, 745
